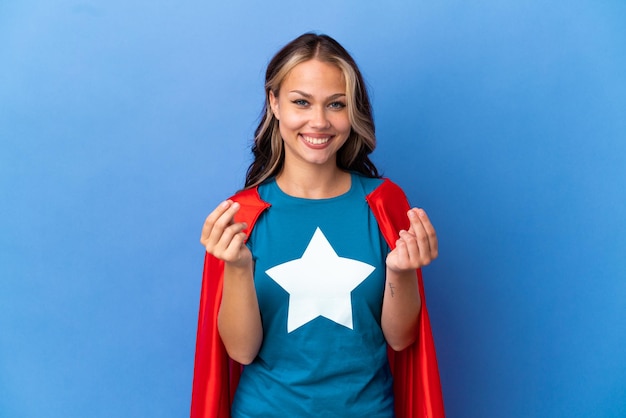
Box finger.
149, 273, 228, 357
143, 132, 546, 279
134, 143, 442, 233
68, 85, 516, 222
400, 231, 421, 266
221, 231, 248, 262
393, 237, 410, 268
208, 201, 241, 242
405, 213, 433, 266
214, 221, 248, 254
204, 201, 242, 248
408, 208, 438, 260
206, 222, 248, 260
417, 209, 438, 259
200, 200, 232, 243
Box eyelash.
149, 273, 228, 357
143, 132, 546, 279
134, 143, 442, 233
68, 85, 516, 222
291, 100, 346, 110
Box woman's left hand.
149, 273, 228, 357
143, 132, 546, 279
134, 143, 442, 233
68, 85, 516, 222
386, 208, 438, 273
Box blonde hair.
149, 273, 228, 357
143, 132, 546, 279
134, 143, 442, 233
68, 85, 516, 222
245, 33, 379, 189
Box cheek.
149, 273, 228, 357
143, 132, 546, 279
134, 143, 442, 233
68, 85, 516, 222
278, 111, 307, 133
278, 123, 291, 141
332, 114, 352, 135
278, 118, 300, 141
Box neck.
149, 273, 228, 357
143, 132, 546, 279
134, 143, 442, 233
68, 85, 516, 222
276, 164, 351, 199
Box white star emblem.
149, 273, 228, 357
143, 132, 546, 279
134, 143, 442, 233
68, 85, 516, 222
265, 227, 375, 333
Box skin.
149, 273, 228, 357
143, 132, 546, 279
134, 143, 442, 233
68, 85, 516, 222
382, 208, 437, 350
268, 59, 353, 198
200, 58, 438, 363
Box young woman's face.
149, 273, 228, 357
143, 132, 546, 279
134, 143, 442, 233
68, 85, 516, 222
269, 59, 351, 170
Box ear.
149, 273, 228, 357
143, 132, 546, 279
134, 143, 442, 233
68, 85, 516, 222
268, 90, 280, 120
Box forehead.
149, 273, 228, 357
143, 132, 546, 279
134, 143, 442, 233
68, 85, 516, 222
282, 59, 346, 92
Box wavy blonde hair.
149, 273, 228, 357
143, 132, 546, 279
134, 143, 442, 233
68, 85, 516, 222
244, 33, 379, 189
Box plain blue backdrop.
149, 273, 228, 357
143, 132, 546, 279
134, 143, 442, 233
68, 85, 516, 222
1, 1, 625, 417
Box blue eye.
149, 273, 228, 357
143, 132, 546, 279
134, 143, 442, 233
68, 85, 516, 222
293, 99, 309, 106
329, 101, 346, 109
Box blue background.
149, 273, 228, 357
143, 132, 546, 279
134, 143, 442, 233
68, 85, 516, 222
1, 1, 625, 417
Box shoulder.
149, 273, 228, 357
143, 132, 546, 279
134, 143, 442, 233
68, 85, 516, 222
230, 187, 259, 201
351, 172, 385, 195
229, 186, 271, 231
366, 178, 411, 245
366, 177, 409, 204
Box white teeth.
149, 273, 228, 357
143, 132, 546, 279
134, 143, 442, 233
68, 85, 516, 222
302, 135, 330, 145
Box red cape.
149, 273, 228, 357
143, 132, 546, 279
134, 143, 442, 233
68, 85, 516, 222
191, 179, 445, 417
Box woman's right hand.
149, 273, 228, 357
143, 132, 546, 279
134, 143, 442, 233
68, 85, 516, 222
200, 200, 252, 268
202, 200, 261, 363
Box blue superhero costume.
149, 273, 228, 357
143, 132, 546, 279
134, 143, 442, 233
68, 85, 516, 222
191, 175, 445, 418
232, 174, 393, 416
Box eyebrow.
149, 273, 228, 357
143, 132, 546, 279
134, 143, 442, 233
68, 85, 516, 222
288, 90, 346, 100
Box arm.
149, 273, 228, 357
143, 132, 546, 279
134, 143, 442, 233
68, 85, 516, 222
200, 200, 263, 364
381, 208, 438, 351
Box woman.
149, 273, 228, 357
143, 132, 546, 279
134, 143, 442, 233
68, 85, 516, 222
191, 33, 444, 418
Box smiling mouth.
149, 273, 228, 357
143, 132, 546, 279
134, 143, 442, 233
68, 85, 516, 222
301, 135, 331, 145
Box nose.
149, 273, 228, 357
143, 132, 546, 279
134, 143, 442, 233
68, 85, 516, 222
310, 106, 331, 129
